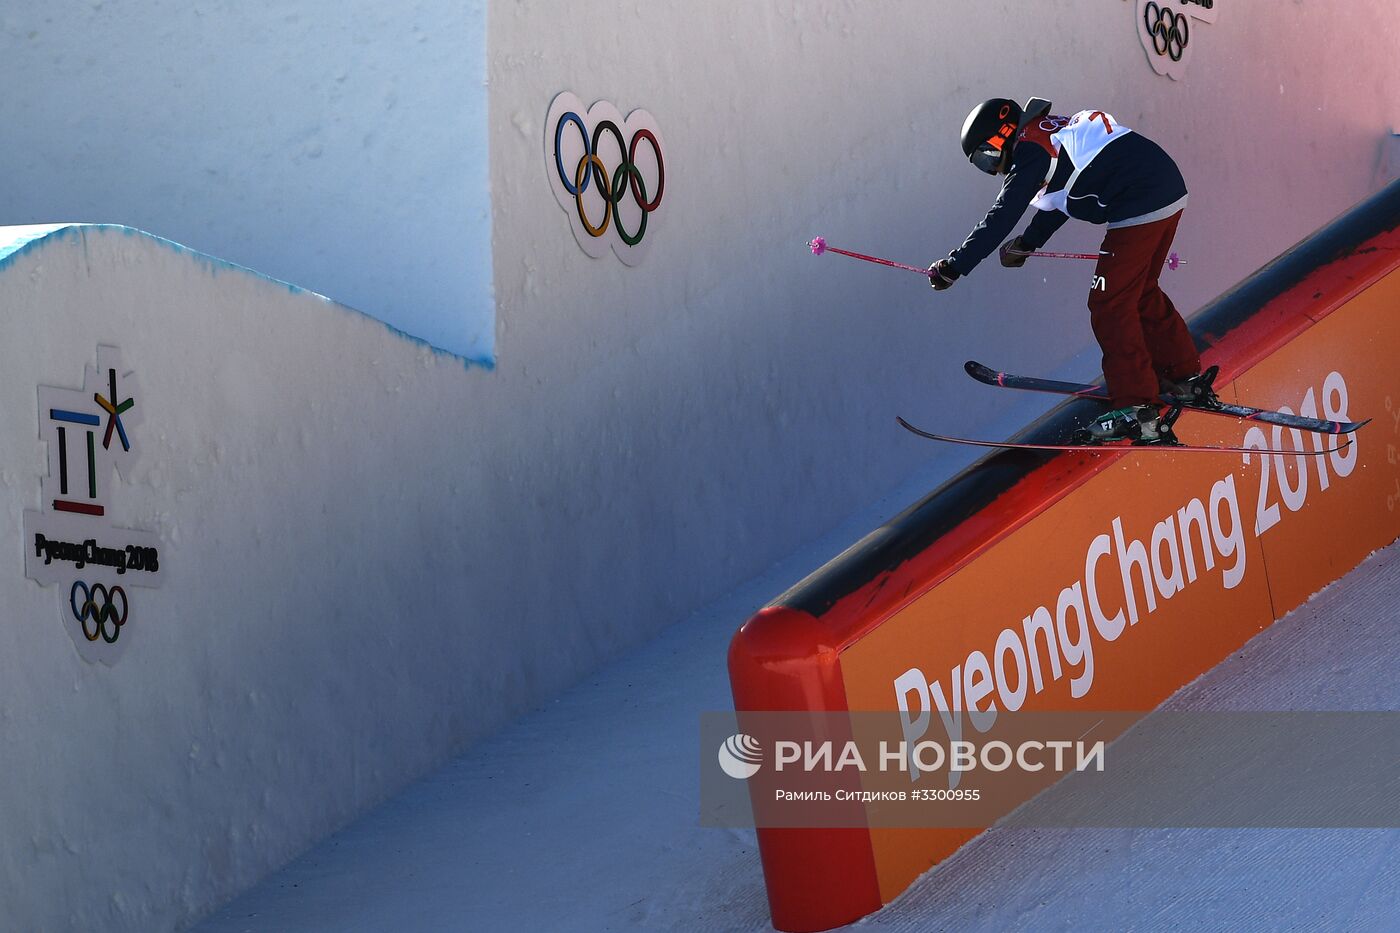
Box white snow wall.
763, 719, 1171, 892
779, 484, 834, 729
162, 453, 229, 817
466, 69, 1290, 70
0, 226, 519, 931
2, 2, 1400, 931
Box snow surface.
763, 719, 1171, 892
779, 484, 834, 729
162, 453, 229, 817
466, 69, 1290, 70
198, 494, 1400, 932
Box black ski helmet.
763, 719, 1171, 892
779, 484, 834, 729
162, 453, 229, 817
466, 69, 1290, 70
960, 97, 1053, 175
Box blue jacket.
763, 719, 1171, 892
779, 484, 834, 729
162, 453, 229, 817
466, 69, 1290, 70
947, 128, 1187, 276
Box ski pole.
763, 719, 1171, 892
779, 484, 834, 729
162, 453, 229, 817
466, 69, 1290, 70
1008, 248, 1187, 270
810, 236, 1187, 275
807, 237, 929, 276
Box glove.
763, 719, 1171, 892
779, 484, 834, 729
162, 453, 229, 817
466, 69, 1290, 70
999, 236, 1031, 268
928, 258, 960, 291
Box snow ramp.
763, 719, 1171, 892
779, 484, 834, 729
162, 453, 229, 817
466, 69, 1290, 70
729, 179, 1400, 932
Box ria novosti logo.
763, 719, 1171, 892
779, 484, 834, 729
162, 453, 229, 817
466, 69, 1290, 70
718, 733, 763, 779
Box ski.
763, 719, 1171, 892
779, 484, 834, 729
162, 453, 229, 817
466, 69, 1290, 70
964, 360, 1371, 436
896, 417, 1352, 456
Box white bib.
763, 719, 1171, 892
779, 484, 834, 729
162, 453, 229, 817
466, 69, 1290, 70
1031, 110, 1133, 214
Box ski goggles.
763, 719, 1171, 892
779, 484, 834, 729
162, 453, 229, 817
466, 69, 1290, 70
969, 141, 1006, 175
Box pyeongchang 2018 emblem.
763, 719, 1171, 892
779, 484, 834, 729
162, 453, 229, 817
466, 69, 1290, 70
22, 346, 165, 665
1131, 0, 1218, 80
545, 91, 666, 265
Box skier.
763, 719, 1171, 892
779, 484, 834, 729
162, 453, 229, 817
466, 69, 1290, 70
927, 97, 1214, 444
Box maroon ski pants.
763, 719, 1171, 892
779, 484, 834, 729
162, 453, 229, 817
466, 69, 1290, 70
1089, 211, 1200, 406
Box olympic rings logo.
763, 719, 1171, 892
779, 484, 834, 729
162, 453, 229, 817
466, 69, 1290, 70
1144, 2, 1189, 62
70, 580, 128, 644
545, 93, 666, 263
554, 114, 664, 245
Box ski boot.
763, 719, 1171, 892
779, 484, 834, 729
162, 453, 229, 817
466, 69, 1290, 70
1161, 365, 1221, 410
1072, 404, 1181, 446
